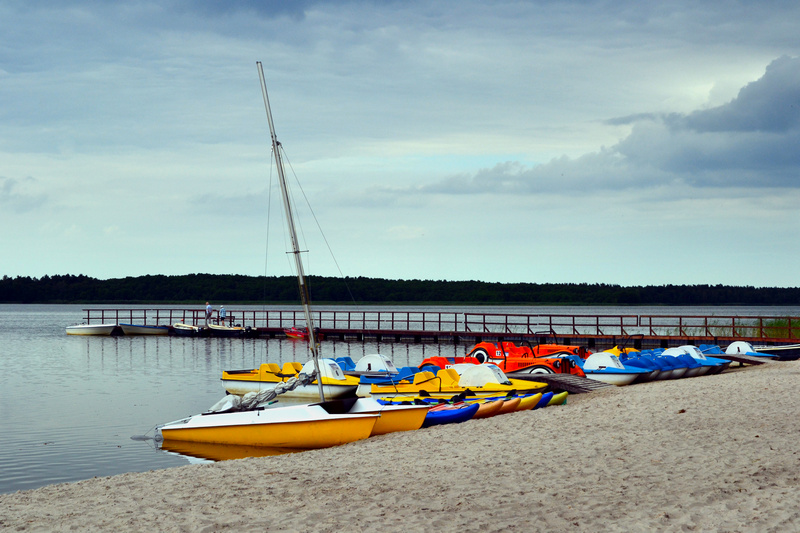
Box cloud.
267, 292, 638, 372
418, 56, 800, 196
0, 177, 48, 213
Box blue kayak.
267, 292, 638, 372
422, 403, 480, 428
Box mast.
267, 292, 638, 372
257, 61, 325, 402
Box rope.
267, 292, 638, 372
207, 369, 318, 413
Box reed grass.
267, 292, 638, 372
665, 316, 799, 339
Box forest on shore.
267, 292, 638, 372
1, 274, 799, 306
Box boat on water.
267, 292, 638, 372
222, 358, 361, 399
207, 323, 254, 337
171, 322, 209, 336
65, 323, 121, 336
119, 323, 170, 336
284, 326, 308, 339
156, 63, 385, 450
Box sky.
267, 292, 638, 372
2, 1, 800, 288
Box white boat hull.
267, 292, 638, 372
119, 323, 169, 335
66, 324, 118, 336
584, 371, 641, 387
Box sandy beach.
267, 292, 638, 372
2, 360, 799, 532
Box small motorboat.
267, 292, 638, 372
284, 326, 323, 341
208, 323, 247, 337
119, 323, 170, 336
65, 323, 121, 336
171, 322, 209, 336
284, 326, 309, 340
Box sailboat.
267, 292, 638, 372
156, 62, 385, 449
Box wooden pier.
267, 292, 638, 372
79, 308, 799, 350
507, 373, 614, 394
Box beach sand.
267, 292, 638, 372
2, 361, 799, 532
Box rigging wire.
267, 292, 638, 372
280, 147, 361, 307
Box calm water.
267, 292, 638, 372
2, 303, 799, 494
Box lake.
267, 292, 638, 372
2, 303, 798, 494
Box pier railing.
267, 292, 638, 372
81, 308, 799, 343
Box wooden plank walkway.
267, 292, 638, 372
506, 373, 613, 394
79, 308, 799, 349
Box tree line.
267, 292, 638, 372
1, 274, 799, 305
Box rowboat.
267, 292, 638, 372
171, 322, 208, 336
65, 323, 120, 336
119, 323, 170, 336
207, 323, 247, 337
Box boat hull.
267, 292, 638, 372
158, 404, 378, 448
171, 323, 208, 336
755, 344, 800, 361
66, 324, 119, 336
221, 379, 358, 399
119, 323, 170, 335
584, 371, 642, 387
207, 324, 246, 337
348, 399, 429, 435
422, 403, 480, 427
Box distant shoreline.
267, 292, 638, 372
3, 273, 799, 306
